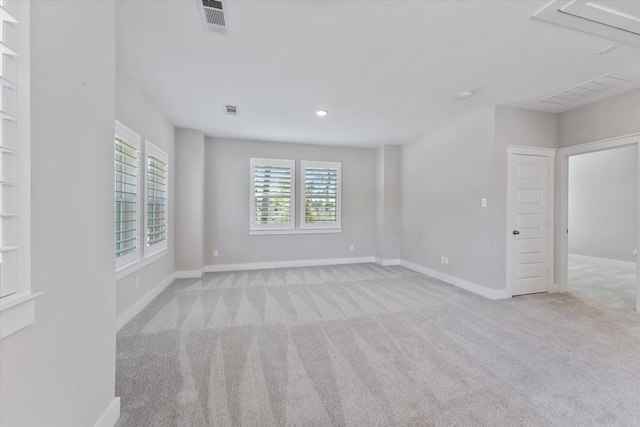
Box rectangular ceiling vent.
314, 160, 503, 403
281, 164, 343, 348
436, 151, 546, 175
198, 0, 228, 35
224, 104, 238, 115
540, 74, 631, 105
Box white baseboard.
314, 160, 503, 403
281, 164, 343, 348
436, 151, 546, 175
205, 256, 376, 273
175, 269, 205, 279
95, 397, 120, 427
399, 260, 510, 300
116, 273, 175, 331
375, 258, 400, 266
569, 253, 637, 270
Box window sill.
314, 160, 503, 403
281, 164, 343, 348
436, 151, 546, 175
0, 291, 44, 340
249, 228, 342, 236
116, 248, 168, 280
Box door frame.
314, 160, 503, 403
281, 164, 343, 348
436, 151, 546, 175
506, 146, 556, 297
555, 133, 640, 312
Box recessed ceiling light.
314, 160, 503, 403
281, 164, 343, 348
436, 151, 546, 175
316, 110, 328, 117
458, 91, 473, 100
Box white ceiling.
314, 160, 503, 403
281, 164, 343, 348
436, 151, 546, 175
115, 0, 640, 148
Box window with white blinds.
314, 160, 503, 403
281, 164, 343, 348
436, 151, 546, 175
115, 122, 141, 269
250, 158, 295, 230
301, 161, 341, 229
145, 141, 168, 256
0, 1, 22, 300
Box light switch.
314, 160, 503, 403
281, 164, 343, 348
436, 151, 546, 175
481, 198, 487, 208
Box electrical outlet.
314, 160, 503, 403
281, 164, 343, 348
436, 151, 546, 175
349, 245, 355, 252
440, 256, 445, 264
444, 257, 449, 265
213, 250, 219, 257
481, 198, 487, 208
135, 276, 140, 288
635, 248, 638, 256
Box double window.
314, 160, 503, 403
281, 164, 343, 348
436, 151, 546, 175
115, 121, 169, 271
249, 158, 341, 234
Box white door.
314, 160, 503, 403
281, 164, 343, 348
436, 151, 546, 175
509, 154, 551, 296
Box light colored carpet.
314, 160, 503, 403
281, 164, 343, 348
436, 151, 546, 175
116, 263, 640, 427
568, 254, 637, 310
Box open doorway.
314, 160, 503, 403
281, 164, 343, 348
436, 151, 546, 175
567, 145, 637, 309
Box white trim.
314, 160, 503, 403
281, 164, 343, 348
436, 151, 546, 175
506, 145, 557, 157
0, 291, 43, 339
556, 133, 640, 312
205, 256, 375, 272
400, 260, 511, 300
375, 258, 400, 266
506, 146, 556, 297
95, 397, 120, 427
115, 248, 167, 280
116, 273, 175, 331
569, 253, 637, 271
249, 228, 341, 236
175, 269, 205, 279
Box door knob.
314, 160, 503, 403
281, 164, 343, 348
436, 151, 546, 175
512, 230, 520, 235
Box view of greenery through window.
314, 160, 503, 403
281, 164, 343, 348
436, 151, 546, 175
254, 165, 292, 224
305, 167, 337, 224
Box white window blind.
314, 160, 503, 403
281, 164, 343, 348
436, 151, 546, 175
250, 158, 295, 230
301, 161, 341, 229
0, 1, 20, 298
145, 141, 168, 256
114, 121, 141, 269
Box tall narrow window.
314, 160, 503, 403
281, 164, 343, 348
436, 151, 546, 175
301, 161, 341, 229
250, 158, 295, 230
0, 0, 21, 299
115, 122, 141, 269
145, 141, 168, 256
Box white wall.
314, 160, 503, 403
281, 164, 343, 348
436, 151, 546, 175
0, 2, 117, 425
175, 128, 205, 273
559, 89, 640, 148
115, 66, 176, 320
401, 108, 499, 288
205, 138, 376, 266
569, 145, 638, 262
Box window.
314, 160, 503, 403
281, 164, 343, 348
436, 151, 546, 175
249, 158, 295, 231
114, 122, 141, 269
249, 158, 342, 235
301, 161, 341, 229
145, 141, 168, 256
0, 0, 39, 339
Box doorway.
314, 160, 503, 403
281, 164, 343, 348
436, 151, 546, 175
567, 146, 637, 309
557, 134, 640, 312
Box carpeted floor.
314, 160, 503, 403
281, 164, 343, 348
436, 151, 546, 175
116, 263, 640, 427
568, 254, 637, 310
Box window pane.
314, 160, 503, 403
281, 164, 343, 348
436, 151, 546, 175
115, 138, 137, 258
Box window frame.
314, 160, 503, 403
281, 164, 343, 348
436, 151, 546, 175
114, 121, 142, 270
300, 160, 342, 230
249, 158, 295, 232
144, 140, 169, 258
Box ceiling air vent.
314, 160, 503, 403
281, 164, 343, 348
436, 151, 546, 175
539, 74, 631, 105
198, 0, 228, 35
224, 104, 238, 115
